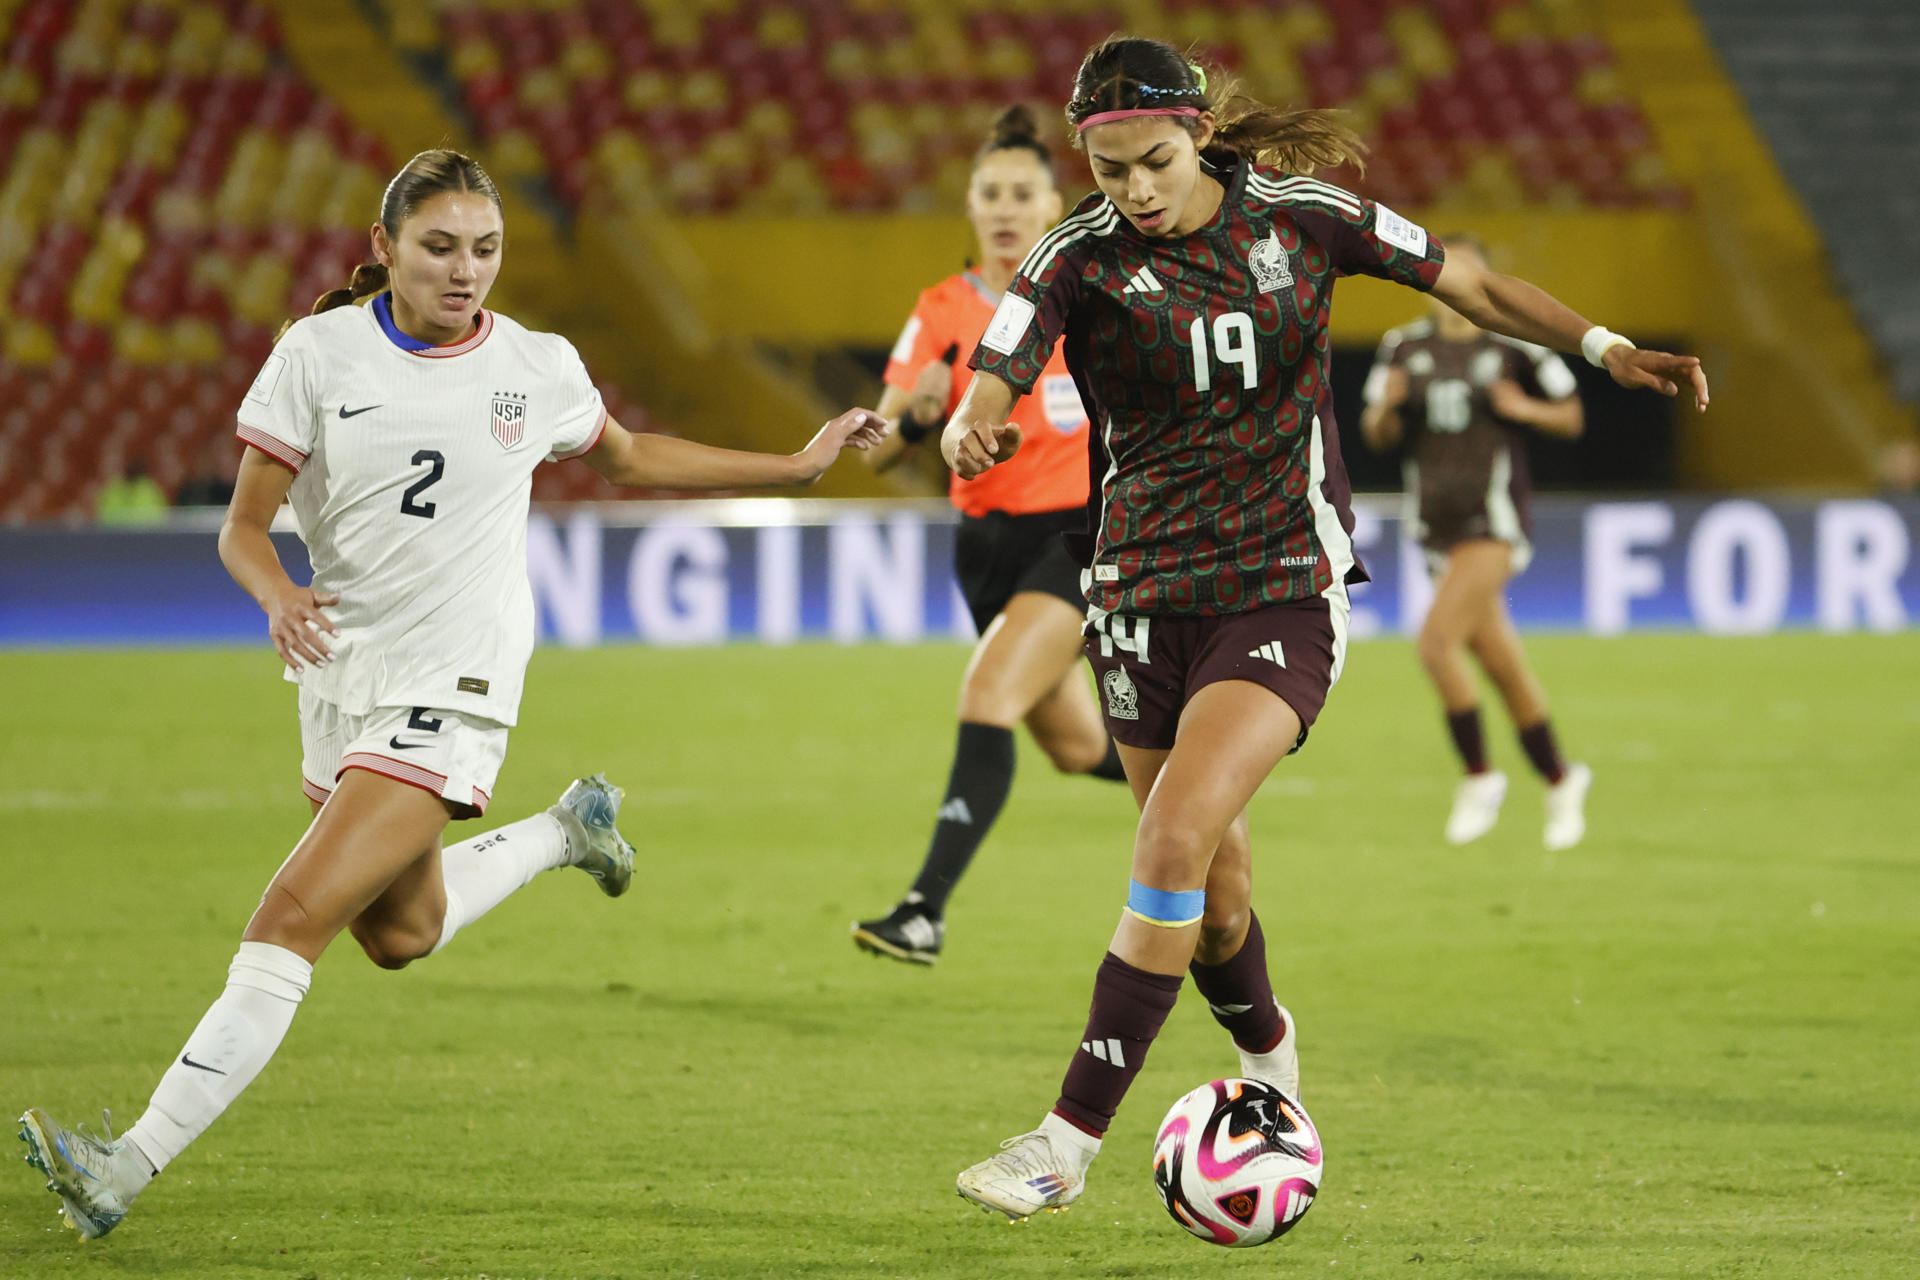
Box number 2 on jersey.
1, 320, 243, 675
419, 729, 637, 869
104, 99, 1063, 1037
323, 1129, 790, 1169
1189, 312, 1257, 394
400, 449, 445, 519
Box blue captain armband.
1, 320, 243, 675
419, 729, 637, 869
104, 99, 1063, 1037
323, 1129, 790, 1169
1125, 880, 1205, 928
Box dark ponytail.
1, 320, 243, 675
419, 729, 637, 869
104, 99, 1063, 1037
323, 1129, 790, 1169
277, 148, 504, 342
1066, 37, 1366, 178
295, 262, 389, 331
976, 103, 1055, 181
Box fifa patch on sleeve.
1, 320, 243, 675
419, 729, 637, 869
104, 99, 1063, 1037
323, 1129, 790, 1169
981, 294, 1036, 356
246, 353, 287, 405
1373, 204, 1429, 256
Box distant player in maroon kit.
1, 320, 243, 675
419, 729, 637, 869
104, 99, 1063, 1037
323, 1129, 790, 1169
938, 37, 1709, 1221
1360, 234, 1592, 851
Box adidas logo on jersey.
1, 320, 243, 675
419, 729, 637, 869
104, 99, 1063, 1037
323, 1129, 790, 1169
936, 797, 973, 825
1081, 1037, 1128, 1068
1121, 266, 1164, 297
1248, 642, 1287, 667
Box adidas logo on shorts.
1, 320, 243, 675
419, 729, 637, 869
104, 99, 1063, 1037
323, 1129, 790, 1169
1248, 642, 1287, 667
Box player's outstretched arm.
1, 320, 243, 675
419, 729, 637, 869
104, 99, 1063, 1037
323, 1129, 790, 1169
219, 448, 338, 671
584, 410, 890, 490
1430, 254, 1710, 412
1489, 379, 1584, 438
939, 370, 1022, 478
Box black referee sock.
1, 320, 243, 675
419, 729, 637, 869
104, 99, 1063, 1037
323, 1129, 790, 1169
907, 722, 1016, 917
1088, 737, 1128, 782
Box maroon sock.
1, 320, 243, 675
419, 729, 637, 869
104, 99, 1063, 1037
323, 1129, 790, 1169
1517, 719, 1566, 785
1053, 952, 1183, 1137
1188, 911, 1285, 1053
1445, 707, 1489, 774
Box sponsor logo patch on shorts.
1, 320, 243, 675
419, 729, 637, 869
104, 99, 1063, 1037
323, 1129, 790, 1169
457, 676, 490, 695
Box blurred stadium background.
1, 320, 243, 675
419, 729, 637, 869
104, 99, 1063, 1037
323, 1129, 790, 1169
1, 0, 1917, 520
3, 0, 1918, 645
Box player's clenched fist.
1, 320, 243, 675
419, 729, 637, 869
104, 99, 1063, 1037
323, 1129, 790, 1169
943, 418, 1024, 478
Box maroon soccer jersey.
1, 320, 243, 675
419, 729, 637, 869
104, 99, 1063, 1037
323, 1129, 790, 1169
970, 153, 1446, 618
1364, 319, 1579, 554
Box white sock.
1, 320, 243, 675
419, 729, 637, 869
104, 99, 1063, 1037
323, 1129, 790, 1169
431, 812, 573, 954
125, 942, 312, 1173
1040, 1111, 1102, 1173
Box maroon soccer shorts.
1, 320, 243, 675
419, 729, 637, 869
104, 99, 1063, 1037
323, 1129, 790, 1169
1083, 597, 1347, 753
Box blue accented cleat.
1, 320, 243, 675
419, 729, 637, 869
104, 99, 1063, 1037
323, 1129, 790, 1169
549, 774, 636, 898
18, 1108, 151, 1240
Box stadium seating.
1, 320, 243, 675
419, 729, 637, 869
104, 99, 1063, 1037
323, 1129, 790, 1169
0, 0, 668, 521
1691, 0, 1920, 404
3, 0, 1691, 521
0, 0, 376, 519
400, 0, 1687, 217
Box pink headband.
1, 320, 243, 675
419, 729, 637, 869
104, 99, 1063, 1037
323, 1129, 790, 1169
1075, 106, 1202, 134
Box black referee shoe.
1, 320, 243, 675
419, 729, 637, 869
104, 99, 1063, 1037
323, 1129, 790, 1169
851, 900, 944, 965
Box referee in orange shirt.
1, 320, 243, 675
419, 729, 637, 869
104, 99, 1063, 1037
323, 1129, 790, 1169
852, 106, 1126, 966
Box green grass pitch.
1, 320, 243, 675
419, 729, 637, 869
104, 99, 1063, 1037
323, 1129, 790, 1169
2, 634, 1916, 1279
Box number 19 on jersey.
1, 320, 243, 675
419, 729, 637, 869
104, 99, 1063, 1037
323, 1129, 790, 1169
1190, 312, 1258, 394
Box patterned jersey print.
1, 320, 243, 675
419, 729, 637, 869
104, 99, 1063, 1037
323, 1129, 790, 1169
971, 153, 1446, 618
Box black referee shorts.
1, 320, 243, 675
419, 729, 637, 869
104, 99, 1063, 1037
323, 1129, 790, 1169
953, 507, 1089, 636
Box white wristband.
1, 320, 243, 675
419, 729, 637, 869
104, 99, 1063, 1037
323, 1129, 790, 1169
1581, 325, 1634, 368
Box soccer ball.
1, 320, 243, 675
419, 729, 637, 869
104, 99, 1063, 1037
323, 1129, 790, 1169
1151, 1078, 1323, 1246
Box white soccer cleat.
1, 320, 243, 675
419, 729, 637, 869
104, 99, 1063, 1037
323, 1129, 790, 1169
549, 774, 636, 898
956, 1129, 1088, 1220
1445, 770, 1508, 845
17, 1108, 152, 1240
1543, 762, 1593, 851
1236, 1001, 1301, 1100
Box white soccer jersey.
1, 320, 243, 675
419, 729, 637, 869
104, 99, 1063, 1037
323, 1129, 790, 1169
235, 303, 607, 726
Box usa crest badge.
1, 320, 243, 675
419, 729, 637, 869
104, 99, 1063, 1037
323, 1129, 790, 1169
491, 391, 527, 449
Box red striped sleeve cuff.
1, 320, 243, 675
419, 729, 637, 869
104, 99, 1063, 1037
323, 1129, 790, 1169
236, 421, 308, 473
552, 406, 609, 461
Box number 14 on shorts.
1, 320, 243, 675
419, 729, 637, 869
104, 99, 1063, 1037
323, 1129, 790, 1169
1094, 614, 1151, 663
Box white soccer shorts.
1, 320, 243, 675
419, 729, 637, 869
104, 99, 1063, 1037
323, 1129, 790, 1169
298, 689, 509, 816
